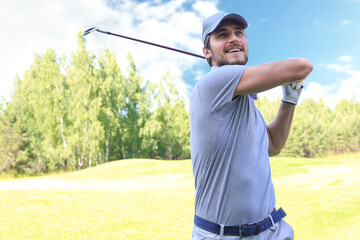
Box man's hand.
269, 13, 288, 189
281, 80, 306, 105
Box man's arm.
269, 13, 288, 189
234, 58, 312, 155
266, 80, 306, 155
233, 58, 313, 97
266, 102, 295, 156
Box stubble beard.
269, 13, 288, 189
210, 49, 248, 67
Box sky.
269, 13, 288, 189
1, 0, 360, 109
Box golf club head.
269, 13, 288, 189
83, 27, 98, 36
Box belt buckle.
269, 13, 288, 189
240, 222, 260, 237
239, 224, 248, 239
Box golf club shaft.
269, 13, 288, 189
85, 28, 205, 59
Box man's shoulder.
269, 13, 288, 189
205, 65, 247, 79
197, 65, 247, 88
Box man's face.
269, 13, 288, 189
203, 20, 249, 66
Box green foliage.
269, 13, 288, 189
255, 96, 280, 123
120, 53, 150, 159
141, 72, 190, 160
256, 96, 360, 158
96, 48, 126, 162
0, 105, 29, 175
0, 32, 191, 175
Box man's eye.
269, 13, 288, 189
236, 31, 244, 36
217, 33, 227, 38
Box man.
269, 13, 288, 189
190, 12, 313, 239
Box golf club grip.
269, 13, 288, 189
99, 30, 205, 59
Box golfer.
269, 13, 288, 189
190, 12, 313, 239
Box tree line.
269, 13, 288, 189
0, 33, 359, 175
256, 96, 360, 158
0, 33, 189, 175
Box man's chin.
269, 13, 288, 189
217, 59, 248, 66
231, 60, 247, 65
231, 56, 248, 65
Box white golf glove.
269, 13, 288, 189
281, 80, 306, 105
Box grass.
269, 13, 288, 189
0, 154, 359, 239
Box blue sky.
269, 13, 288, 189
1, 0, 359, 108
224, 0, 360, 104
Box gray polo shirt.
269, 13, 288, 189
190, 65, 275, 225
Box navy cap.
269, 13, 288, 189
202, 12, 248, 45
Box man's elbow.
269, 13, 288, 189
268, 138, 285, 156
268, 147, 282, 157
298, 58, 313, 79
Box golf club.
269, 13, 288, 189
83, 27, 205, 59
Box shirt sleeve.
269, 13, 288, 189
197, 65, 246, 117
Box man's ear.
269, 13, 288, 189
203, 47, 212, 60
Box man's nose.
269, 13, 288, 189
229, 32, 239, 43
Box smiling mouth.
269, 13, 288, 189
226, 48, 242, 53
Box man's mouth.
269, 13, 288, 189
226, 48, 242, 53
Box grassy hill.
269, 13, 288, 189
0, 154, 359, 239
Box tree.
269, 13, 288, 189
141, 72, 190, 160
0, 101, 29, 175
334, 98, 360, 154
120, 53, 150, 159
255, 96, 280, 124
96, 48, 125, 162
287, 98, 333, 157
65, 32, 104, 170
5, 48, 69, 174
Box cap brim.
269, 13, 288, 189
217, 13, 248, 31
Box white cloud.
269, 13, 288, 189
327, 63, 353, 72
302, 61, 360, 109
301, 82, 339, 108
0, 0, 218, 104
193, 0, 219, 17
0, 0, 119, 101
338, 55, 353, 62
341, 20, 350, 25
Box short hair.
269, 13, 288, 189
204, 36, 212, 67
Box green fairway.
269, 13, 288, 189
0, 154, 359, 239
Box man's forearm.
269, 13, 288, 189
234, 58, 313, 97
266, 102, 296, 156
